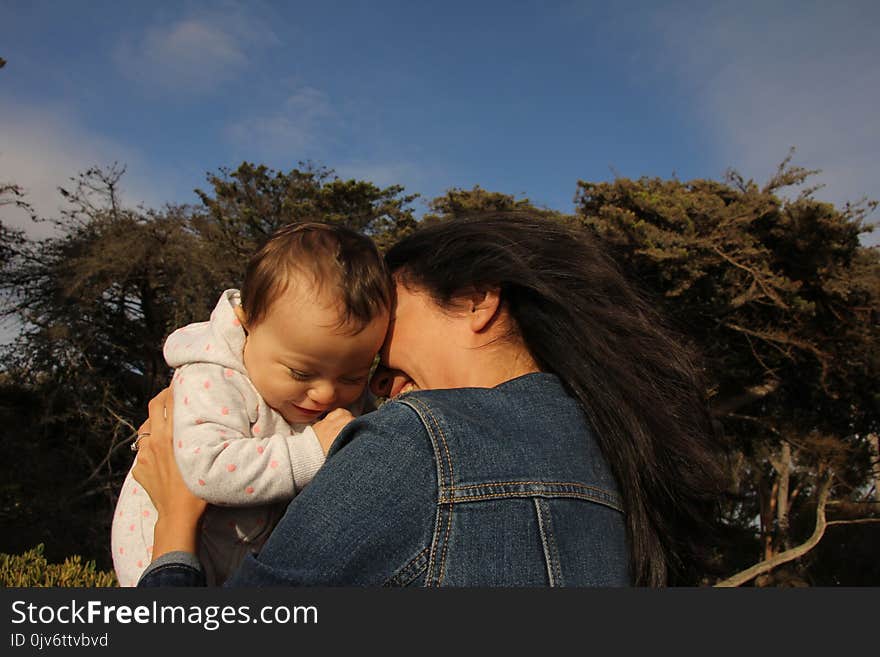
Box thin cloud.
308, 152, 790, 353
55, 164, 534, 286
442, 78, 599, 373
647, 2, 879, 236
226, 87, 336, 156
113, 7, 279, 95
0, 100, 163, 238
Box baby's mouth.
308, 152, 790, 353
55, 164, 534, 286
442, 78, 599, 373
291, 403, 324, 416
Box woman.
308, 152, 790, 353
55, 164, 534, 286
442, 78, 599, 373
134, 212, 724, 587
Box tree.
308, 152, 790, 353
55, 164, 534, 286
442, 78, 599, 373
424, 185, 567, 223
0, 167, 229, 562
0, 161, 420, 567
194, 161, 418, 259
575, 157, 880, 584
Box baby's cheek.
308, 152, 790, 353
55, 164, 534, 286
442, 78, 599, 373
339, 385, 366, 407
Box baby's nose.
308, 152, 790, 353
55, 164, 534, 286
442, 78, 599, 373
308, 382, 338, 406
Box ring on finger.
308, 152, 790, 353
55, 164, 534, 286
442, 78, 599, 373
131, 432, 151, 452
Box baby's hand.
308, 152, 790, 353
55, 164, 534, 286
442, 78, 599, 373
313, 408, 355, 455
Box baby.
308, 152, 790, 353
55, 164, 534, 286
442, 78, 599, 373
111, 222, 391, 586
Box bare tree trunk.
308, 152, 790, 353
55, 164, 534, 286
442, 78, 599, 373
715, 474, 833, 587
758, 478, 775, 561
770, 443, 792, 550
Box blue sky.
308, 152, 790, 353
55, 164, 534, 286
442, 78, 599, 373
1, 0, 878, 244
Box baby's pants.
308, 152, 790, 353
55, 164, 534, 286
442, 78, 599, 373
111, 466, 284, 586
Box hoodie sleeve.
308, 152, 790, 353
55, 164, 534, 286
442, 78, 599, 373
171, 363, 326, 506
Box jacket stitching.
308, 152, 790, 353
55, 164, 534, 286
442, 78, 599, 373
439, 490, 624, 513
533, 499, 564, 587
399, 399, 455, 587
450, 480, 612, 494
420, 402, 454, 587
444, 481, 621, 509
547, 504, 563, 587
383, 547, 430, 587
533, 499, 554, 586
399, 400, 443, 586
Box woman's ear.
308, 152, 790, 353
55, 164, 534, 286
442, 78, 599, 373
468, 288, 502, 333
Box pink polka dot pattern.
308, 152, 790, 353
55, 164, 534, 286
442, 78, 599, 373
177, 440, 183, 448
221, 406, 229, 415
246, 486, 255, 495
257, 446, 265, 455
269, 460, 279, 469
198, 479, 206, 486
226, 464, 237, 472
224, 368, 234, 378
233, 318, 241, 327
203, 380, 212, 389
184, 396, 189, 405
253, 424, 261, 434
142, 510, 150, 517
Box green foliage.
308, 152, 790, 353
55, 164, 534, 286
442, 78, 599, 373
0, 544, 116, 587
195, 161, 418, 255
424, 185, 567, 223
576, 157, 880, 582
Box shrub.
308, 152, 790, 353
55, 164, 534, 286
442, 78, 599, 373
0, 544, 116, 587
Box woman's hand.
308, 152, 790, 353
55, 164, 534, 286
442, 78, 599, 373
132, 388, 207, 561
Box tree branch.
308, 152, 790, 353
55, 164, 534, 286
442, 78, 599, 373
712, 246, 789, 309
712, 378, 780, 416
714, 474, 834, 587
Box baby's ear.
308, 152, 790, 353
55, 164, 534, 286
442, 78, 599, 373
233, 305, 248, 328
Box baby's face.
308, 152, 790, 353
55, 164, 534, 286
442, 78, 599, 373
237, 281, 389, 426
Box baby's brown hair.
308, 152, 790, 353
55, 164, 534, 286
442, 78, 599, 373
240, 222, 391, 333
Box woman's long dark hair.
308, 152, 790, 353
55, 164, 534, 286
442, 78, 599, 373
385, 212, 726, 586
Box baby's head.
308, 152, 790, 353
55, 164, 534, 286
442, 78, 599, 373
233, 222, 391, 425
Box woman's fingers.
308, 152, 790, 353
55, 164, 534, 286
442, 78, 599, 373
133, 387, 199, 513
132, 386, 205, 562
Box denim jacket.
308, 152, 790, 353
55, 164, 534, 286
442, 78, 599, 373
139, 373, 631, 587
